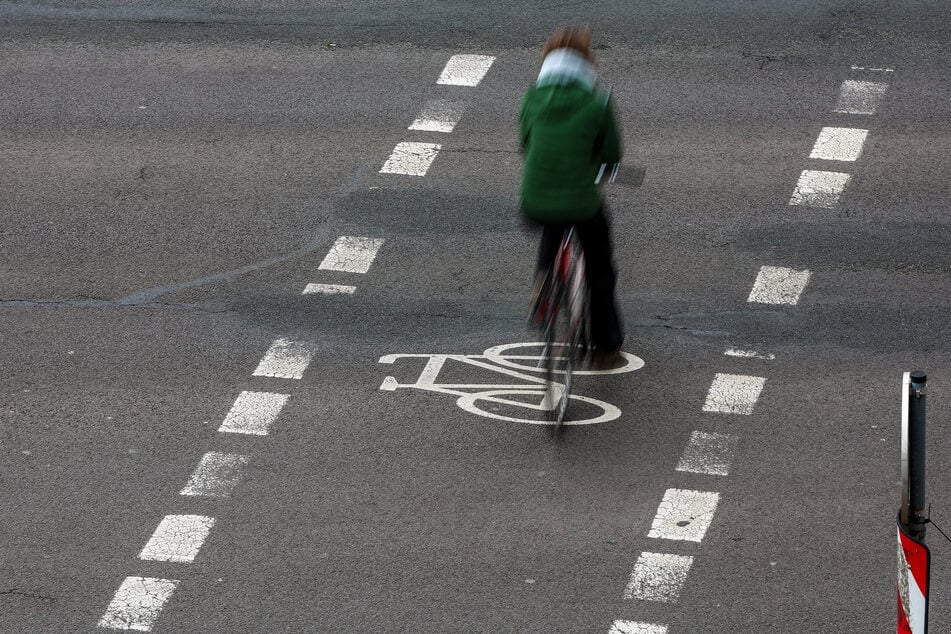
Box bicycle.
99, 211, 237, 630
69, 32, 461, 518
532, 227, 591, 433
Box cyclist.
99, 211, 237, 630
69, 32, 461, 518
520, 25, 624, 367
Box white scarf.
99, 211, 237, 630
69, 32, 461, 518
536, 48, 596, 90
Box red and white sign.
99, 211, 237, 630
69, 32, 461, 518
897, 521, 929, 633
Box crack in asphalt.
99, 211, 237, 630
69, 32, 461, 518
0, 588, 56, 603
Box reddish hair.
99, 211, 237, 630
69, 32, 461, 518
542, 25, 593, 62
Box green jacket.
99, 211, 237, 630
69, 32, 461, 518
519, 81, 622, 222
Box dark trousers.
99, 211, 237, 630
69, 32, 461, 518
535, 207, 624, 352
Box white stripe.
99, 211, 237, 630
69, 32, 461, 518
676, 431, 738, 476
436, 54, 495, 86
789, 169, 851, 208
139, 514, 215, 563
747, 265, 810, 305
702, 373, 766, 415
409, 99, 465, 133
98, 576, 179, 631
724, 348, 775, 360
218, 390, 289, 435
647, 489, 720, 542
252, 337, 315, 380
850, 65, 894, 72
379, 141, 440, 176
302, 283, 357, 295
609, 621, 668, 634
180, 452, 250, 498
623, 552, 693, 603
834, 79, 887, 114
317, 236, 385, 273
809, 126, 868, 161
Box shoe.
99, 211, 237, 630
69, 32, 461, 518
591, 348, 623, 370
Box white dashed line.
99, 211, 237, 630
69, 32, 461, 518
252, 337, 315, 380
409, 99, 466, 133
647, 489, 720, 542
724, 348, 775, 360
834, 79, 888, 115
98, 576, 179, 631
180, 451, 251, 498
676, 431, 738, 476
318, 236, 385, 273
218, 390, 289, 436
609, 621, 668, 634
380, 141, 441, 176
809, 126, 868, 162
850, 65, 894, 72
623, 552, 693, 603
139, 514, 215, 563
747, 265, 811, 305
702, 373, 766, 415
789, 169, 851, 208
302, 283, 357, 295
436, 54, 495, 86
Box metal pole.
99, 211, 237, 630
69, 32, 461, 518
907, 371, 927, 541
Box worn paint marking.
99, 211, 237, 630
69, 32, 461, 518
318, 236, 385, 273
253, 337, 315, 380
218, 390, 289, 436
647, 489, 720, 542
702, 373, 766, 415
789, 169, 851, 208
436, 54, 495, 86
608, 621, 669, 634
379, 141, 440, 176
180, 452, 251, 498
139, 514, 215, 563
747, 265, 810, 305
809, 127, 868, 161
676, 431, 738, 476
623, 552, 693, 603
409, 99, 466, 133
98, 576, 179, 631
834, 79, 887, 115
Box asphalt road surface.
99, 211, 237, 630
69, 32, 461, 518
2, 1, 951, 632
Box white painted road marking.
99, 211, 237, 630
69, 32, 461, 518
436, 54, 495, 86
623, 552, 693, 603
409, 99, 465, 133
252, 337, 315, 380
676, 431, 738, 476
139, 514, 215, 563
380, 342, 644, 425
609, 620, 669, 634
809, 126, 869, 161
789, 169, 851, 208
834, 79, 888, 115
850, 65, 894, 72
747, 265, 811, 305
317, 236, 385, 273
702, 373, 766, 415
98, 576, 179, 631
180, 452, 251, 498
380, 141, 441, 176
647, 489, 720, 542
218, 390, 289, 435
302, 283, 357, 295
724, 348, 775, 360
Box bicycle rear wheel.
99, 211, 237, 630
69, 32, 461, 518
541, 306, 573, 433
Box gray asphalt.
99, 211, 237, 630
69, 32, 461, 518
2, 2, 951, 632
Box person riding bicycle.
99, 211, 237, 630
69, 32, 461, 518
520, 25, 624, 367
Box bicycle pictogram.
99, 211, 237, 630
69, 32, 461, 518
378, 342, 644, 425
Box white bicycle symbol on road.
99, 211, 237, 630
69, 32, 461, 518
379, 342, 645, 425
